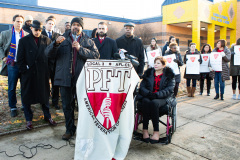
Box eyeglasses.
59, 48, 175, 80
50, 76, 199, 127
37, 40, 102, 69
34, 28, 42, 32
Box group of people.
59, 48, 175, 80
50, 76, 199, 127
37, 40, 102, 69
0, 14, 239, 143
0, 14, 146, 141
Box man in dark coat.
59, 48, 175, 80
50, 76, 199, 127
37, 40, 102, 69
116, 23, 145, 76
17, 20, 56, 130
93, 22, 118, 59
42, 16, 61, 110
45, 17, 99, 140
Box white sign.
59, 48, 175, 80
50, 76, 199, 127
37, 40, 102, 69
75, 60, 139, 160
147, 49, 161, 67
200, 54, 210, 73
186, 55, 200, 74
210, 52, 222, 71
234, 45, 240, 65
164, 54, 180, 75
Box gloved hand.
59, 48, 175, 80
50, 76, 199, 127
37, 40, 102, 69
198, 59, 202, 63
185, 58, 188, 61
209, 67, 214, 72
220, 52, 226, 57
147, 92, 158, 100
173, 59, 179, 63
231, 52, 235, 55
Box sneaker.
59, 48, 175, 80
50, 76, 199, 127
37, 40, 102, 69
232, 94, 237, 100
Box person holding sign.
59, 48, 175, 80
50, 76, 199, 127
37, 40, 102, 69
184, 43, 202, 97
146, 38, 162, 56
210, 40, 231, 100
165, 42, 183, 97
162, 36, 177, 56
230, 38, 240, 100
200, 44, 213, 96
136, 56, 175, 144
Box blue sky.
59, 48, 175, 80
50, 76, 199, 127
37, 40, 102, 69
38, 0, 228, 20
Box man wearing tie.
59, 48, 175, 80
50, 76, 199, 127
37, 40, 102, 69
42, 16, 61, 110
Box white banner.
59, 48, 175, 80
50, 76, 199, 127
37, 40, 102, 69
234, 45, 240, 65
210, 52, 222, 71
186, 55, 200, 74
75, 60, 139, 160
164, 54, 180, 75
200, 54, 210, 73
147, 49, 161, 67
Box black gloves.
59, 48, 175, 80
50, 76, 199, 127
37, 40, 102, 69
198, 59, 201, 62
147, 92, 158, 100
185, 58, 188, 61
173, 59, 179, 63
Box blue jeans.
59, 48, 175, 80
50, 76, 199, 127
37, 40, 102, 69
214, 72, 225, 94
24, 103, 51, 121
186, 79, 196, 87
7, 64, 23, 110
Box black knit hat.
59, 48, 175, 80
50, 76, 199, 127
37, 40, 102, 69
71, 17, 84, 29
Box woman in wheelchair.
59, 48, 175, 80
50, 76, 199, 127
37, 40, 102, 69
136, 56, 175, 144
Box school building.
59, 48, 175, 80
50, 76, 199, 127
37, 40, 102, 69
0, 0, 240, 53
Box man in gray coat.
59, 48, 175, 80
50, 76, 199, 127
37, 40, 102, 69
45, 17, 99, 140
0, 14, 28, 117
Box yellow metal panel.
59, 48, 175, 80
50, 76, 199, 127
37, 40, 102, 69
220, 26, 227, 40
207, 23, 215, 49
192, 20, 200, 51
230, 29, 236, 46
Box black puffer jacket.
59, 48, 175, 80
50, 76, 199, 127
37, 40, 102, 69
137, 67, 175, 102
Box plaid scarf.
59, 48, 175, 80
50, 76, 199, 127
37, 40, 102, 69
6, 26, 24, 65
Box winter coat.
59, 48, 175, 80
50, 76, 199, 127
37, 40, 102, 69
136, 67, 176, 107
93, 34, 118, 59
0, 29, 28, 76
209, 46, 231, 81
183, 50, 202, 79
116, 35, 145, 76
164, 49, 183, 83
22, 25, 31, 33
45, 32, 99, 87
162, 42, 169, 56
17, 33, 51, 105
229, 45, 240, 76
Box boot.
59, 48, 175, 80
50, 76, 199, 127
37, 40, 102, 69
191, 87, 196, 97
214, 93, 219, 99
221, 94, 224, 100
187, 87, 192, 97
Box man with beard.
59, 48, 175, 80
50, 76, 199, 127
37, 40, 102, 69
22, 15, 33, 33
45, 17, 99, 140
42, 16, 61, 110
116, 23, 144, 77
17, 20, 56, 129
93, 22, 118, 59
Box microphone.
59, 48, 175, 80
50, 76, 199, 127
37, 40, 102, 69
113, 52, 121, 59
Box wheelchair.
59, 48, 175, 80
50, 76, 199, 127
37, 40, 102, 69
133, 86, 177, 144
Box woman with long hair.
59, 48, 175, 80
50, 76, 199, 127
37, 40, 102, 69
146, 38, 162, 56
200, 44, 213, 96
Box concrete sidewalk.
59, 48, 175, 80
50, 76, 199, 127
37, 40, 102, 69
0, 84, 239, 160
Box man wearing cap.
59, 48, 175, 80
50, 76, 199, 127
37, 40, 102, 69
22, 15, 33, 33
42, 15, 61, 110
0, 14, 28, 117
17, 20, 57, 130
93, 21, 118, 59
116, 22, 145, 76
45, 17, 99, 140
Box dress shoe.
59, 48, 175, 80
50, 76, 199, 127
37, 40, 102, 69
142, 137, 150, 143
26, 121, 33, 130
10, 110, 18, 117
150, 139, 159, 144
54, 105, 60, 110
44, 118, 57, 126
214, 93, 219, 99
62, 133, 72, 140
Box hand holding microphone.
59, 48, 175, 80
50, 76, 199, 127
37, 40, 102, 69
72, 31, 80, 51
56, 36, 65, 44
